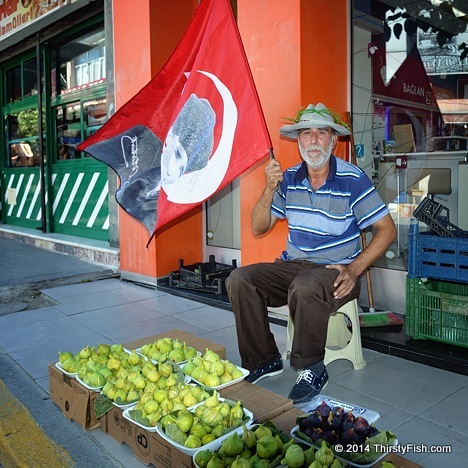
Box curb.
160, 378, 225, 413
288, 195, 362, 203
0, 379, 74, 467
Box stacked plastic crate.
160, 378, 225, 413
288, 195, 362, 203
406, 198, 468, 348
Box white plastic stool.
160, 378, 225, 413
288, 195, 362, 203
284, 299, 366, 370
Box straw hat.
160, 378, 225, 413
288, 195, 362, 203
280, 103, 350, 139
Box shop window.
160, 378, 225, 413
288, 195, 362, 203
5, 65, 22, 104
55, 98, 107, 161
353, 1, 468, 271
23, 58, 38, 98
6, 109, 44, 168
4, 57, 39, 104
51, 27, 105, 97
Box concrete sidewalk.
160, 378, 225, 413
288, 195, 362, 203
0, 232, 119, 315
0, 234, 124, 467
1, 235, 468, 467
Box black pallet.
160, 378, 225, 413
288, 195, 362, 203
413, 197, 468, 238
168, 255, 237, 295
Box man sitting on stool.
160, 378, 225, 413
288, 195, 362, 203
226, 103, 396, 406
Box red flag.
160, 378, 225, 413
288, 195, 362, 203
78, 0, 271, 236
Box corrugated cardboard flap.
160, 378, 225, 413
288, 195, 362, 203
220, 380, 293, 423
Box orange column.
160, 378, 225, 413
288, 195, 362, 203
113, 0, 202, 280
237, 0, 349, 266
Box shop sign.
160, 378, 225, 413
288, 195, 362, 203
395, 155, 407, 170
0, 0, 68, 42
421, 55, 468, 74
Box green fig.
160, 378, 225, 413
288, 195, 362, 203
168, 348, 185, 363
146, 369, 160, 383
158, 361, 173, 377
252, 460, 269, 468
106, 355, 121, 371
254, 424, 272, 440
62, 356, 79, 373
231, 455, 249, 468
114, 388, 128, 404
241, 423, 256, 449
203, 390, 221, 408
194, 449, 213, 468
206, 454, 224, 468
144, 400, 159, 414
316, 440, 334, 467
96, 343, 111, 355
134, 375, 147, 390
256, 435, 279, 459
58, 351, 74, 364
217, 402, 231, 418
182, 391, 197, 408
201, 407, 223, 427
209, 360, 225, 377
184, 434, 202, 448
304, 445, 315, 465
222, 432, 245, 457
175, 409, 194, 433
280, 443, 304, 467
78, 345, 92, 359
230, 367, 243, 380
201, 433, 216, 445
127, 350, 142, 366
203, 348, 221, 363
205, 373, 221, 388
106, 385, 117, 401
229, 401, 244, 420
183, 345, 197, 360
127, 387, 140, 403
183, 360, 196, 376
211, 424, 227, 439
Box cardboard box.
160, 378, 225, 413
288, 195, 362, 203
100, 406, 192, 467
48, 363, 100, 429
123, 329, 226, 359
380, 453, 422, 467
220, 381, 293, 423
269, 407, 306, 436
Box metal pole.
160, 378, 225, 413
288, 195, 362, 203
36, 35, 47, 233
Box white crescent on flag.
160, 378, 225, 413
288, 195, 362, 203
161, 70, 238, 204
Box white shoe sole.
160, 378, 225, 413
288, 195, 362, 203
248, 368, 284, 384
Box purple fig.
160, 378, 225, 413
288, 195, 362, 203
316, 401, 332, 419
327, 410, 343, 431
333, 406, 345, 417
341, 428, 360, 446
303, 411, 323, 430
342, 411, 355, 431
321, 430, 337, 444
353, 416, 370, 437
307, 427, 323, 442
367, 425, 379, 437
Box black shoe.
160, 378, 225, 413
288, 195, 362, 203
288, 365, 328, 406
245, 355, 284, 384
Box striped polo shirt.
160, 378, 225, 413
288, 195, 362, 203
271, 155, 389, 264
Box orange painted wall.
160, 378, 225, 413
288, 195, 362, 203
113, 0, 349, 277
238, 0, 350, 266
113, 0, 202, 278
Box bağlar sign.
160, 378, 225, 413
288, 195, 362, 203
0, 0, 68, 41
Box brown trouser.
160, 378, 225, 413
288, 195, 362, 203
225, 259, 361, 372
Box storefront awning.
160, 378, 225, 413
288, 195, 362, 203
437, 99, 468, 124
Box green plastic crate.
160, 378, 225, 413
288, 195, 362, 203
406, 277, 468, 348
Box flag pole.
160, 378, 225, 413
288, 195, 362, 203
146, 231, 156, 248
269, 148, 282, 195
